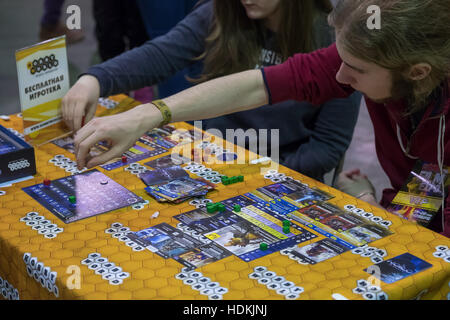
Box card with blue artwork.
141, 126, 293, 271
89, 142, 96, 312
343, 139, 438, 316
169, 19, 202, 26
364, 252, 432, 284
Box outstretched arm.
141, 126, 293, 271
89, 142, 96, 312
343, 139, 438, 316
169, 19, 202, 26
74, 69, 268, 169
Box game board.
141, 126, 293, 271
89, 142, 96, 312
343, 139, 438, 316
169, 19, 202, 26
22, 169, 143, 223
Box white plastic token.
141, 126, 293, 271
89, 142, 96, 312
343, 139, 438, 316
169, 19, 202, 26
116, 272, 130, 279
285, 293, 299, 300
281, 281, 295, 288
263, 271, 276, 278
95, 257, 108, 264
119, 236, 129, 242
102, 263, 116, 270
276, 288, 290, 296
175, 272, 189, 280
183, 278, 196, 286
370, 216, 383, 223
290, 286, 304, 294
151, 211, 160, 219
361, 252, 374, 258
81, 258, 94, 265
126, 241, 138, 248
88, 253, 102, 259
111, 223, 123, 228
197, 277, 211, 284
208, 294, 222, 300
0, 115, 11, 120
95, 268, 108, 276
200, 288, 214, 296
53, 285, 59, 298
352, 208, 365, 215
192, 283, 206, 291
132, 246, 145, 252
436, 245, 448, 252
23, 253, 31, 263
109, 267, 122, 274
49, 272, 57, 284
257, 278, 270, 285
109, 279, 123, 286
332, 293, 349, 300
102, 273, 116, 281
88, 263, 101, 270
351, 248, 365, 255
371, 256, 384, 264
44, 233, 56, 239
249, 272, 262, 279
444, 256, 450, 263
267, 283, 281, 290
363, 292, 376, 300
368, 285, 381, 293
214, 287, 228, 295
254, 266, 267, 273
353, 287, 366, 295
376, 292, 389, 300
206, 282, 220, 289
357, 279, 369, 288
362, 212, 373, 218
344, 204, 356, 211
433, 251, 446, 258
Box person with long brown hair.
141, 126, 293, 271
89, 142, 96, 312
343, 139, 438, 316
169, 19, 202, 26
62, 0, 360, 182
71, 0, 450, 237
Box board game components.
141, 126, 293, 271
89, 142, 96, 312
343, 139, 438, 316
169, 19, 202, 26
0, 124, 36, 184
22, 169, 143, 223
141, 166, 216, 204
221, 175, 244, 185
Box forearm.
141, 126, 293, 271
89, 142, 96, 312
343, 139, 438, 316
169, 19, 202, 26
163, 69, 269, 123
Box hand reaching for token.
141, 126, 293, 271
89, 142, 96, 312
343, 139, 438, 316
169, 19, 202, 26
74, 103, 162, 169
336, 169, 379, 206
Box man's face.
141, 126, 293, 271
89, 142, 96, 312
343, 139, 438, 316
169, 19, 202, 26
335, 36, 397, 102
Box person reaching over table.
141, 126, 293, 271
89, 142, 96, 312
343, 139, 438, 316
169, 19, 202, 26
61, 0, 361, 182
70, 0, 450, 237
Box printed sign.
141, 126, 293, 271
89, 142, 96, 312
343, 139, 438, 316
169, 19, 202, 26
16, 36, 70, 145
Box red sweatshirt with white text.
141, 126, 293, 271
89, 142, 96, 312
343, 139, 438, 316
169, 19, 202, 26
262, 44, 450, 238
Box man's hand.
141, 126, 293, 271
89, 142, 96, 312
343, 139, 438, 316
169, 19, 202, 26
336, 169, 380, 206
74, 103, 162, 169
61, 75, 101, 132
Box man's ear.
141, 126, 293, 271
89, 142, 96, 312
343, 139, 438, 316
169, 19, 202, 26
407, 63, 432, 81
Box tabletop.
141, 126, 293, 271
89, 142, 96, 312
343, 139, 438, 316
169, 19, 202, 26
0, 95, 449, 301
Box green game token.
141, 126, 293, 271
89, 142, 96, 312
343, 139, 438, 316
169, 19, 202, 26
237, 175, 244, 182
233, 205, 241, 212
68, 196, 76, 204
283, 226, 290, 234
283, 220, 290, 227
217, 203, 226, 212
260, 243, 268, 251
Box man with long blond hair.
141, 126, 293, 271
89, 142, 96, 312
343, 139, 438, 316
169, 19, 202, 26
72, 0, 450, 237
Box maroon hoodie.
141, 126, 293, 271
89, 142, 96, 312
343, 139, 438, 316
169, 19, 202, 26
262, 44, 450, 238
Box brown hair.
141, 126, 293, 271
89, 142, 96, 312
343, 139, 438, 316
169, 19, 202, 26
329, 0, 450, 112
192, 0, 333, 83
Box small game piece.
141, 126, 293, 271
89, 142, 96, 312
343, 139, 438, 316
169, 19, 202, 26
151, 211, 160, 219
121, 156, 127, 163
283, 226, 290, 234
68, 196, 76, 204
233, 204, 241, 212
43, 179, 51, 187
283, 220, 290, 227
0, 115, 10, 121
260, 243, 268, 251
100, 180, 108, 185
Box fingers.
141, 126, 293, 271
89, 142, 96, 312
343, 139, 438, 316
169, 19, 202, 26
86, 147, 123, 169
74, 121, 99, 169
